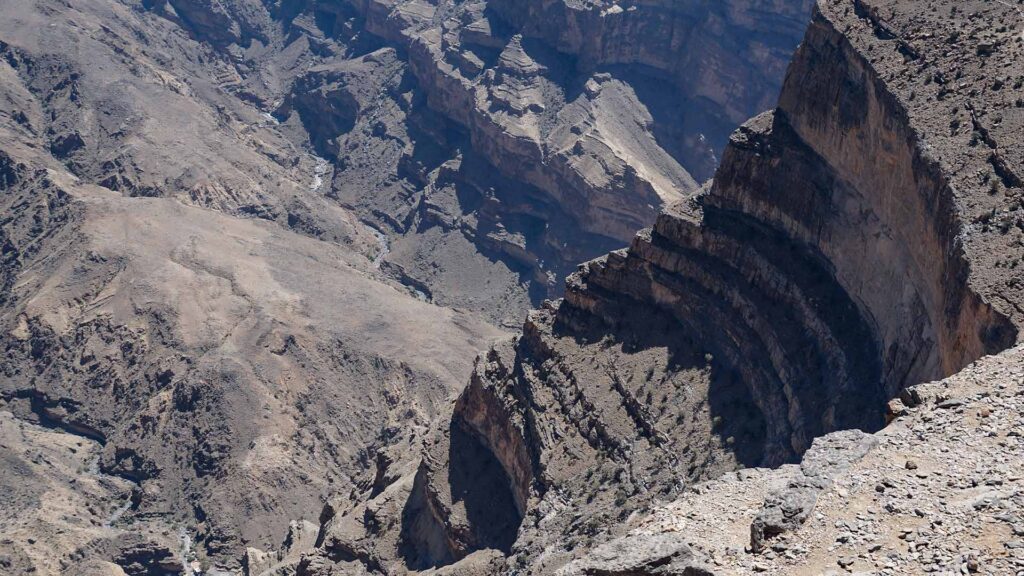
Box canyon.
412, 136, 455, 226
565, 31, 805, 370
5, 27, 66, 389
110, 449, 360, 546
302, 1, 1024, 573
0, 0, 1022, 575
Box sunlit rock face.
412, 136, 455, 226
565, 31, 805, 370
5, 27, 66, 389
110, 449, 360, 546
356, 1, 1023, 573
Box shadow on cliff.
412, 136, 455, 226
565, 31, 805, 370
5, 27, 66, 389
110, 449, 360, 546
430, 150, 625, 305
447, 421, 523, 552
553, 301, 768, 469
397, 419, 522, 570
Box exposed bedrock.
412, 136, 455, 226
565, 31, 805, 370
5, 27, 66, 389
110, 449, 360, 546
484, 0, 813, 124
158, 0, 273, 47
362, 0, 813, 236
359, 298, 773, 572
369, 0, 1024, 572
275, 0, 814, 315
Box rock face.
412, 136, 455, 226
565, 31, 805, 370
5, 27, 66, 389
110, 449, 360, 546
297, 0, 1024, 573
4, 0, 1023, 575
274, 0, 815, 324
558, 0, 1023, 465
0, 0, 812, 573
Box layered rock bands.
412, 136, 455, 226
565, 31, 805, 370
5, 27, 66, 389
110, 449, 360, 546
314, 1, 1024, 573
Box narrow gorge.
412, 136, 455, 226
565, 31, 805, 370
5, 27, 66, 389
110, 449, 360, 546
1, 0, 1022, 575
305, 0, 1024, 574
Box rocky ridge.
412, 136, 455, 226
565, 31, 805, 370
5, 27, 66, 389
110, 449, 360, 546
0, 0, 813, 573
294, 0, 1024, 574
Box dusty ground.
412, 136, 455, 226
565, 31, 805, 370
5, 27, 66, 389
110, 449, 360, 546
628, 345, 1024, 576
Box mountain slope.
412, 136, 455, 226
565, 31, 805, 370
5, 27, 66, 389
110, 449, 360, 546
299, 0, 1024, 573
0, 0, 813, 573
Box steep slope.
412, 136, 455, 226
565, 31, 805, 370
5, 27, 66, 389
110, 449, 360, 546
301, 0, 1024, 573
240, 0, 815, 325
0, 0, 815, 573
0, 0, 503, 571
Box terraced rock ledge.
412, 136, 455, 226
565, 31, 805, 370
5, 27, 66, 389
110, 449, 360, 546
300, 0, 1024, 573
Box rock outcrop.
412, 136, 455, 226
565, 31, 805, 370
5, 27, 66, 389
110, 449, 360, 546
557, 533, 714, 576
622, 343, 1024, 575
274, 0, 815, 323
300, 0, 1024, 573
0, 0, 813, 572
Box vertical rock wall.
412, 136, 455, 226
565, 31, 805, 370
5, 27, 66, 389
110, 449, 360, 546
363, 1, 1023, 572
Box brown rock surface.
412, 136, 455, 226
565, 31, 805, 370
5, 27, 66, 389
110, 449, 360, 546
0, 154, 505, 571
0, 0, 811, 572
303, 0, 1024, 573
4, 0, 1024, 574
275, 0, 814, 324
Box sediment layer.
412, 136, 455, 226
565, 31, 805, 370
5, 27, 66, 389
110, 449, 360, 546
343, 1, 1024, 573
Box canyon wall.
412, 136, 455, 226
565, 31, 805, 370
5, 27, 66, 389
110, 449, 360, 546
5, 0, 1022, 574
280, 0, 814, 321
304, 0, 1024, 573
0, 0, 813, 572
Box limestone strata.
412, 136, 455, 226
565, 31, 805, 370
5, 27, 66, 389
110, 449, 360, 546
360, 0, 1024, 573
395, 0, 815, 240
484, 0, 812, 125
557, 0, 1021, 468
280, 0, 812, 314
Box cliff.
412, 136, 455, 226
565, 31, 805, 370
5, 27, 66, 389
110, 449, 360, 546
279, 0, 814, 322
4, 0, 1022, 574
0, 0, 813, 572
302, 0, 1024, 573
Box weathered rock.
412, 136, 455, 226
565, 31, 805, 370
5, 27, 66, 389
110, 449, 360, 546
318, 0, 1024, 573
277, 0, 814, 321
558, 533, 714, 576
4, 0, 1023, 574
244, 519, 320, 576
750, 430, 878, 552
